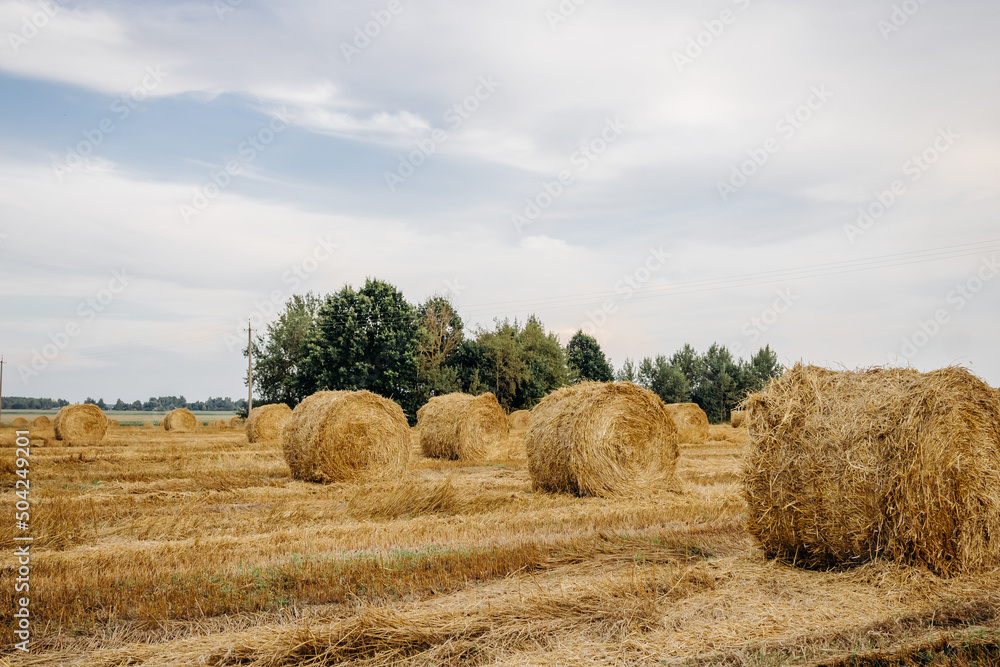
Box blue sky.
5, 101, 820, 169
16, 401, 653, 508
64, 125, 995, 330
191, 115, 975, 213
1, 0, 998, 403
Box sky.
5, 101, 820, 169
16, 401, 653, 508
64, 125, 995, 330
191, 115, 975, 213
0, 0, 998, 404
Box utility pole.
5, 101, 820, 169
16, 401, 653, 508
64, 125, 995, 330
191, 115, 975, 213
246, 321, 253, 415
0, 355, 5, 424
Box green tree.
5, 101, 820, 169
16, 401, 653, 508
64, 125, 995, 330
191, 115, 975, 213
691, 343, 741, 423
516, 316, 568, 407
669, 343, 703, 395
638, 355, 689, 404
566, 331, 613, 382
415, 296, 465, 402
739, 344, 783, 395
614, 357, 638, 383
297, 279, 420, 420
246, 292, 322, 407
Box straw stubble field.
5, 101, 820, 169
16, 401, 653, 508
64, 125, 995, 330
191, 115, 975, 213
2, 422, 1000, 665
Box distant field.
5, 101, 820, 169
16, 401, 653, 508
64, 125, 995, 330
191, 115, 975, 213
0, 409, 236, 425
1, 424, 997, 664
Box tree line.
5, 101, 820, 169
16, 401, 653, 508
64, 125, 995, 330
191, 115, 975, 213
247, 279, 783, 423
2, 396, 247, 412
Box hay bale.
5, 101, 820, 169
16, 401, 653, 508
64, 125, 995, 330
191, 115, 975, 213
163, 408, 197, 432
664, 403, 709, 443
143, 422, 154, 428
109, 419, 119, 427
246, 403, 293, 443
526, 381, 680, 497
12, 417, 28, 427
53, 404, 109, 446
229, 416, 245, 427
417, 393, 510, 460
743, 364, 1000, 576
282, 390, 410, 483
31, 415, 52, 429
730, 410, 746, 428
209, 419, 229, 429
508, 410, 531, 430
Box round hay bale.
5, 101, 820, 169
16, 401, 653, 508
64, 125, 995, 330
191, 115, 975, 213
417, 393, 510, 460
526, 381, 680, 497
282, 390, 410, 483
229, 416, 245, 427
12, 417, 28, 427
31, 415, 52, 429
508, 410, 531, 430
730, 410, 746, 428
743, 364, 1000, 576
163, 408, 198, 432
143, 421, 154, 428
664, 403, 709, 443
246, 403, 293, 443
53, 404, 109, 446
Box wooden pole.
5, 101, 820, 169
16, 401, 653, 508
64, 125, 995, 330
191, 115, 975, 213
0, 356, 5, 424
247, 322, 253, 415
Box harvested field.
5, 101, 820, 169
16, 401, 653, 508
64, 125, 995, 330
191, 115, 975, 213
2, 421, 1000, 665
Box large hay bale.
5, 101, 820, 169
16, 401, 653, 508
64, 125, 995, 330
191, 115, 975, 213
163, 408, 198, 432
282, 390, 410, 483
417, 393, 510, 460
743, 364, 1000, 576
664, 403, 709, 443
246, 403, 293, 443
730, 410, 746, 428
31, 415, 52, 429
12, 417, 28, 427
53, 404, 109, 446
526, 381, 680, 497
508, 410, 531, 430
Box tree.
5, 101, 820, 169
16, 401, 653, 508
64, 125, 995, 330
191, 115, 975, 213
247, 292, 321, 407
614, 358, 638, 383
740, 344, 783, 395
516, 316, 568, 407
669, 343, 703, 395
415, 296, 465, 403
638, 355, 689, 404
467, 319, 527, 411
691, 343, 742, 423
297, 279, 421, 421
566, 331, 613, 382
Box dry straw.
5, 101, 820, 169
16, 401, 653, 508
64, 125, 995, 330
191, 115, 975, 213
163, 408, 198, 432
743, 363, 1000, 576
730, 410, 746, 428
526, 381, 680, 497
246, 403, 292, 442
30, 415, 51, 429
508, 409, 531, 430
53, 404, 109, 446
12, 417, 28, 427
417, 393, 510, 460
229, 416, 245, 427
664, 403, 709, 443
109, 419, 120, 427
282, 390, 410, 483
